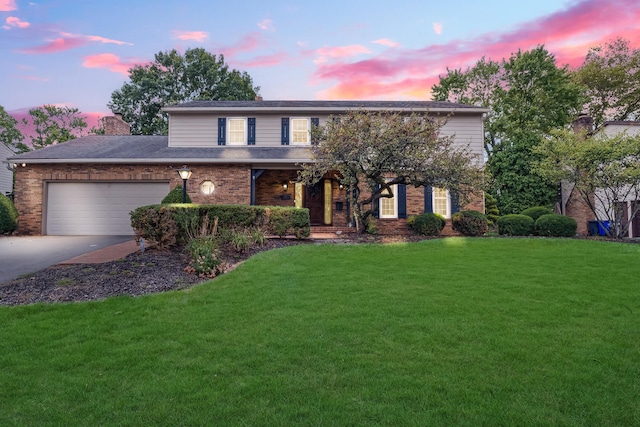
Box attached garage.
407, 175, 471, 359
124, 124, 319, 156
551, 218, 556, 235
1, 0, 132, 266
46, 182, 170, 235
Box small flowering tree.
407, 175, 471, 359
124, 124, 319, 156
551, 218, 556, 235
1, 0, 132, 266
299, 109, 483, 232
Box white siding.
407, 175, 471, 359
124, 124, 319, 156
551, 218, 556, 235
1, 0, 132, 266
440, 114, 485, 162
601, 123, 640, 137
0, 144, 15, 196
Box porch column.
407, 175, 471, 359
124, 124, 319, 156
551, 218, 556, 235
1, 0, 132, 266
250, 169, 264, 205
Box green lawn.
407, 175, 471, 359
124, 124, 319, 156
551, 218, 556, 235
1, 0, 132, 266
1, 238, 639, 426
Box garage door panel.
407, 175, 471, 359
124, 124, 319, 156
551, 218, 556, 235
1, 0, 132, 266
47, 182, 169, 235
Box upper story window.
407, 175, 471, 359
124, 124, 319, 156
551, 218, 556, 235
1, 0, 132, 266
281, 117, 319, 145
218, 117, 256, 146
227, 118, 246, 145
291, 118, 310, 145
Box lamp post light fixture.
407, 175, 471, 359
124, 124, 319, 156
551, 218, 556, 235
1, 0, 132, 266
177, 165, 192, 203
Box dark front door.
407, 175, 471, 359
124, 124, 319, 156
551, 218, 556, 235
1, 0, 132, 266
304, 182, 324, 225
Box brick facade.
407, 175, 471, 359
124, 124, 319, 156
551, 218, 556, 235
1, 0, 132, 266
13, 163, 251, 235
565, 187, 594, 236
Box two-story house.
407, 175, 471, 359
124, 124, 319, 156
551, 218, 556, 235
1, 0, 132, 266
7, 100, 487, 236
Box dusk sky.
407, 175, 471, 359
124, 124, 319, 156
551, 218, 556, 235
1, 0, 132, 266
2, 0, 639, 126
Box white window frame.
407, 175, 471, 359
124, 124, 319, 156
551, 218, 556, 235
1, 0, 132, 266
227, 118, 247, 145
379, 184, 398, 219
433, 187, 451, 218
290, 118, 310, 145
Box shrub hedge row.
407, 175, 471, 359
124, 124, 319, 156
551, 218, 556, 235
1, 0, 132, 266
407, 213, 446, 236
452, 210, 488, 236
130, 204, 310, 247
497, 213, 577, 237
0, 193, 18, 234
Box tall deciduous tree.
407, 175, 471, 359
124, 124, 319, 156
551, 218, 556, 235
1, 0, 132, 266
0, 105, 26, 153
535, 128, 640, 239
432, 46, 584, 214
299, 109, 483, 233
574, 37, 640, 131
24, 105, 88, 150
108, 48, 260, 135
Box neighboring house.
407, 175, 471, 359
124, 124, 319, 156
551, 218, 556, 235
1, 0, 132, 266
0, 143, 15, 197
595, 121, 640, 237
7, 100, 488, 236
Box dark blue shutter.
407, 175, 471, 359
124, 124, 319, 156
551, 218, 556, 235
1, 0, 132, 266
311, 118, 319, 144
451, 191, 460, 214
281, 118, 290, 145
372, 184, 381, 218
424, 186, 433, 213
247, 118, 256, 145
218, 118, 226, 145
398, 184, 407, 219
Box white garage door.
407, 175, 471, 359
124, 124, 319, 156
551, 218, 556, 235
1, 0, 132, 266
46, 182, 170, 235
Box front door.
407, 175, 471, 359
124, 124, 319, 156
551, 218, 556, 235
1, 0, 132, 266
304, 182, 324, 225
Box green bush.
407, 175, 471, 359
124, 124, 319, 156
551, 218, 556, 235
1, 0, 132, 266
0, 193, 18, 234
407, 213, 446, 236
535, 214, 577, 237
130, 206, 179, 248
162, 185, 191, 204
521, 206, 554, 222
497, 214, 534, 236
485, 193, 500, 226
451, 210, 488, 236
267, 207, 310, 239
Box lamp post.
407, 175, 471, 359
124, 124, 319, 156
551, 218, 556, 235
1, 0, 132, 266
177, 165, 192, 203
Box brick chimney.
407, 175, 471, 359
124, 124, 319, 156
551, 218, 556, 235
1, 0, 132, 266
103, 113, 131, 135
255, 95, 263, 101
572, 114, 593, 135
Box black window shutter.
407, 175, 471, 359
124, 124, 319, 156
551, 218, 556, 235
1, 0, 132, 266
281, 118, 290, 145
372, 184, 381, 218
451, 191, 460, 214
218, 118, 226, 145
398, 184, 407, 219
310, 118, 319, 144
247, 118, 256, 145
424, 186, 433, 213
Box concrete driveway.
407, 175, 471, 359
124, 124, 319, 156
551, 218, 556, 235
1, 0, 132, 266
0, 235, 133, 283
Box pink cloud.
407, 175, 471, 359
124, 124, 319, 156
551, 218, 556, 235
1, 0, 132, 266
372, 39, 400, 48
257, 19, 274, 31
235, 52, 289, 67
19, 31, 132, 54
218, 32, 265, 58
313, 0, 640, 100
0, 0, 16, 11
432, 22, 443, 35
172, 30, 208, 42
4, 16, 29, 29
14, 75, 49, 81
82, 53, 146, 76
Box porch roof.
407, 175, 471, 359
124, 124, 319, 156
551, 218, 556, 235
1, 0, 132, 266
7, 135, 312, 164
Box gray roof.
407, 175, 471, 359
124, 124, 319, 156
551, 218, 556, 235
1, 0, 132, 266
7, 135, 312, 164
164, 100, 489, 113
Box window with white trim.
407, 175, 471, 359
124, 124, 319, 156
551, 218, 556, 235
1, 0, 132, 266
379, 184, 398, 218
433, 187, 450, 218
291, 118, 310, 145
227, 118, 246, 145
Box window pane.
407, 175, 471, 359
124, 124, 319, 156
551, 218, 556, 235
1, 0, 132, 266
379, 184, 397, 218
228, 119, 245, 145
291, 118, 309, 144
433, 187, 449, 217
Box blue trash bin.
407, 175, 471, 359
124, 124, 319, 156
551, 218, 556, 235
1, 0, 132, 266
598, 220, 610, 236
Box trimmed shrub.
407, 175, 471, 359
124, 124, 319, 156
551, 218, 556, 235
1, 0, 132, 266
497, 214, 534, 236
162, 185, 191, 204
521, 206, 554, 222
0, 193, 18, 234
267, 206, 310, 239
130, 205, 179, 248
485, 193, 500, 226
452, 210, 488, 236
407, 213, 446, 236
535, 214, 577, 237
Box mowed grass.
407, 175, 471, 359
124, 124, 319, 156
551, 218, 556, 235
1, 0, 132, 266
1, 238, 639, 426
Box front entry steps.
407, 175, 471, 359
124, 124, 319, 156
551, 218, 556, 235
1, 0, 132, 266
310, 226, 356, 239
